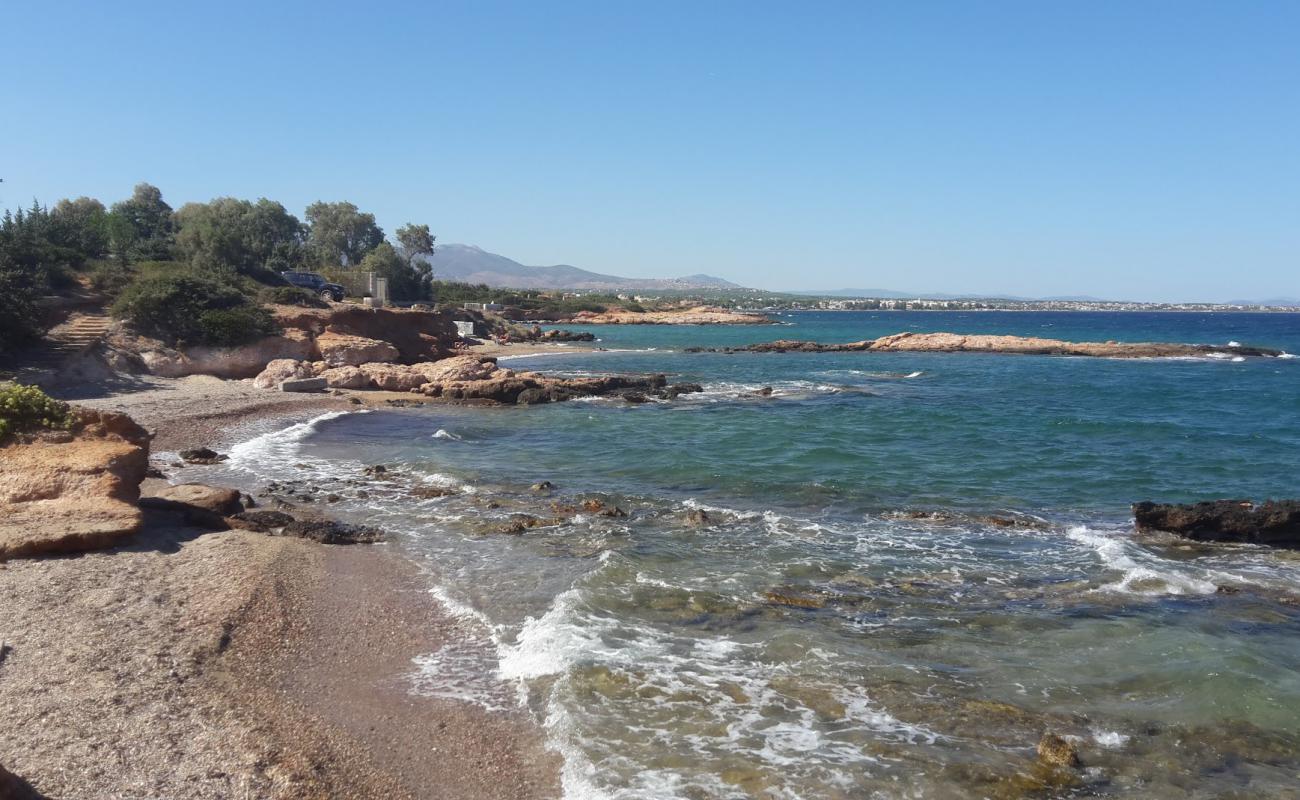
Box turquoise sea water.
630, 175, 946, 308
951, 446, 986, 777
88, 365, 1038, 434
216, 312, 1300, 799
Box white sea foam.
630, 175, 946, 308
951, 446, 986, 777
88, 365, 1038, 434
226, 410, 366, 474
1066, 525, 1217, 596
1092, 729, 1131, 749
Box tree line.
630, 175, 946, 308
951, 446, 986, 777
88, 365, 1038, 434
0, 183, 438, 352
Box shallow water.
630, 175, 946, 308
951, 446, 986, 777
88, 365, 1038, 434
216, 311, 1300, 799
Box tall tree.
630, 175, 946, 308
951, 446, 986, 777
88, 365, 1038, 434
395, 223, 436, 267
108, 183, 174, 262
51, 197, 109, 260
174, 197, 304, 276
304, 201, 383, 267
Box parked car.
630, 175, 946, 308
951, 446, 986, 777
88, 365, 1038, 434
280, 271, 347, 302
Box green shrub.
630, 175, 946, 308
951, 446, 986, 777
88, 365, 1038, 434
195, 307, 277, 346
0, 383, 72, 442
258, 285, 329, 308
87, 259, 135, 297
111, 269, 277, 347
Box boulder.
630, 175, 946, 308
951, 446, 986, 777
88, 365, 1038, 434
280, 377, 328, 393
139, 483, 243, 528
1133, 500, 1300, 548
359, 363, 429, 392
252, 358, 314, 389
314, 330, 400, 367
179, 446, 227, 465
1037, 733, 1082, 769
0, 409, 149, 559
318, 365, 370, 389
413, 354, 501, 382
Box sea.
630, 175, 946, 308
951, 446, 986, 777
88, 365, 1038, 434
212, 311, 1300, 799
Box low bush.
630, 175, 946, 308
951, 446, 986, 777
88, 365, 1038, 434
258, 285, 329, 308
111, 268, 277, 347
0, 383, 72, 442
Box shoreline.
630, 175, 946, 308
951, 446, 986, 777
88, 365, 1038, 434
1, 378, 562, 799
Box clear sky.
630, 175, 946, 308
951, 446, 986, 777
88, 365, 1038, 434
3, 1, 1297, 302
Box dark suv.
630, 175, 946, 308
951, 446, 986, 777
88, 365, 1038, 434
281, 271, 347, 302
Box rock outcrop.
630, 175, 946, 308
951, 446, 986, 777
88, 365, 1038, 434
1133, 500, 1300, 548
270, 305, 456, 363
0, 409, 150, 559
107, 305, 459, 380
117, 329, 316, 379
252, 353, 675, 406
314, 331, 400, 367
686, 332, 1286, 359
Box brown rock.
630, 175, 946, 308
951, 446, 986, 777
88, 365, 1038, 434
314, 330, 400, 367
251, 357, 314, 389
277, 519, 386, 544
1133, 499, 1300, 548
318, 365, 371, 389
226, 509, 296, 532
1036, 733, 1082, 769
358, 363, 430, 392
130, 329, 316, 378
139, 483, 243, 529
0, 409, 149, 559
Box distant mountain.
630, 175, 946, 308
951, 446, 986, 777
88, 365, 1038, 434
425, 244, 742, 291
1228, 297, 1300, 307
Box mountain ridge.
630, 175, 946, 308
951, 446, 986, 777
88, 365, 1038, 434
425, 244, 740, 291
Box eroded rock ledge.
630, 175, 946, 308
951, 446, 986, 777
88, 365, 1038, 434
685, 331, 1286, 358
0, 408, 151, 559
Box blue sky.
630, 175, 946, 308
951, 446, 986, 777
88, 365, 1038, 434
3, 1, 1297, 301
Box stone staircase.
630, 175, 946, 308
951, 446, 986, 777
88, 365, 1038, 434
6, 311, 112, 381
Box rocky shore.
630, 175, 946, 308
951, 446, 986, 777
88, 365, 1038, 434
685, 331, 1287, 358
0, 390, 561, 799
251, 353, 700, 405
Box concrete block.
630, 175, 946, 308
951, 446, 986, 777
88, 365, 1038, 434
280, 377, 328, 393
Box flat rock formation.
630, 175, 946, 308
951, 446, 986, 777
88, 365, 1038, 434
686, 331, 1286, 358
1134, 500, 1300, 548
252, 354, 685, 405
0, 409, 151, 559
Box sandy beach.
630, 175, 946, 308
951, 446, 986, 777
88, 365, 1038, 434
0, 375, 562, 799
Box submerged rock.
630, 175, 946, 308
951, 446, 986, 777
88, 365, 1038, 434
1037, 733, 1082, 769
277, 519, 386, 544
1133, 499, 1300, 548
179, 446, 227, 465
227, 509, 296, 532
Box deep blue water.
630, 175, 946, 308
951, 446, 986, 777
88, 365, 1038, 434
215, 311, 1300, 799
